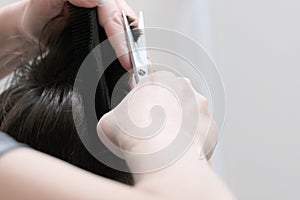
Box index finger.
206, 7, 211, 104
97, 0, 136, 70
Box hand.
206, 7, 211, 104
20, 0, 137, 70
97, 71, 218, 171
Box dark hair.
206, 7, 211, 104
0, 4, 133, 184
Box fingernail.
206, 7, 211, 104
95, 0, 108, 7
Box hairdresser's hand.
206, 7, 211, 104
97, 71, 218, 169
20, 0, 123, 37
21, 0, 137, 70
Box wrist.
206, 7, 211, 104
123, 140, 207, 174
133, 151, 210, 194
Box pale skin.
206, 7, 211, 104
0, 0, 136, 78
0, 0, 236, 199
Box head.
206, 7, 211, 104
0, 5, 133, 184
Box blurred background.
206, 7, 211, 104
1, 0, 299, 199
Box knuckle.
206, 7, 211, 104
101, 10, 122, 27
197, 96, 209, 114
176, 77, 192, 88
112, 10, 123, 23
97, 112, 113, 134
198, 94, 208, 109
97, 117, 105, 134
199, 95, 208, 106
182, 77, 192, 85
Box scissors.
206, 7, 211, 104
122, 11, 149, 85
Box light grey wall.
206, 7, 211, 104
208, 0, 300, 199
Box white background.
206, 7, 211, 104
1, 0, 300, 199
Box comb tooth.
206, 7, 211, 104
68, 4, 99, 57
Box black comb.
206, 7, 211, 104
67, 4, 132, 179
68, 4, 112, 116
67, 4, 100, 59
